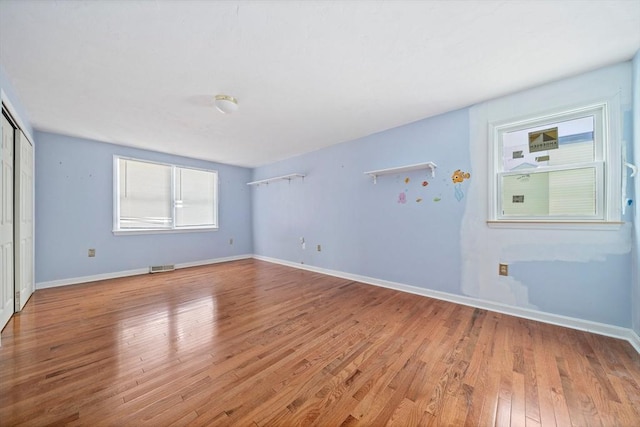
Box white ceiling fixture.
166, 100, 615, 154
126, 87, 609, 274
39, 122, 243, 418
0, 1, 639, 168
214, 95, 239, 114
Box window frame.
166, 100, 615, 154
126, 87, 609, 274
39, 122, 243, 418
113, 156, 219, 235
487, 98, 622, 229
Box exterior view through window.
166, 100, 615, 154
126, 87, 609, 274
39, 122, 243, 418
489, 101, 620, 224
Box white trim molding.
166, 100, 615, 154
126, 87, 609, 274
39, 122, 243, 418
627, 330, 640, 354
35, 254, 253, 289
36, 268, 148, 289
253, 255, 640, 354
1, 89, 34, 144
487, 97, 622, 226
175, 254, 252, 269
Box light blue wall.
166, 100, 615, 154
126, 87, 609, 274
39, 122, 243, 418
253, 62, 635, 327
462, 63, 633, 327
632, 50, 640, 336
510, 255, 631, 325
35, 131, 253, 284
253, 109, 470, 293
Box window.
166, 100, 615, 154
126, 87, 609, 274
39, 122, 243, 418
114, 157, 218, 233
489, 101, 621, 226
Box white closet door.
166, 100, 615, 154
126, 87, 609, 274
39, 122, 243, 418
15, 129, 33, 311
0, 114, 15, 330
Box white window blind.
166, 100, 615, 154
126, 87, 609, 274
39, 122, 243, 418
119, 159, 172, 229
114, 157, 218, 233
175, 167, 217, 227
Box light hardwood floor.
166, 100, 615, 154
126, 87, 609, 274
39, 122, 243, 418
1, 259, 639, 426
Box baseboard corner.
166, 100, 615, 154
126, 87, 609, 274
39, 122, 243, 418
626, 330, 640, 354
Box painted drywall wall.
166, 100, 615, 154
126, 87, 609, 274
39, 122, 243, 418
253, 62, 634, 327
632, 50, 640, 336
35, 131, 253, 285
463, 63, 634, 327
253, 108, 470, 294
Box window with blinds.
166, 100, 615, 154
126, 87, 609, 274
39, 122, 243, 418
174, 167, 217, 227
491, 103, 611, 222
114, 157, 218, 233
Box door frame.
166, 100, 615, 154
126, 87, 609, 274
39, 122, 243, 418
14, 124, 34, 311
1, 91, 35, 346
1, 108, 16, 334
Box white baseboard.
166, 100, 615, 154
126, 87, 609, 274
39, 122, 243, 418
36, 268, 148, 289
627, 330, 640, 354
253, 255, 640, 354
174, 254, 253, 269
35, 254, 253, 290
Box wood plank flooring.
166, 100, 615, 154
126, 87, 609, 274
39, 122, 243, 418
1, 259, 639, 426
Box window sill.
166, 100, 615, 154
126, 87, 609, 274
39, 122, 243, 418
113, 227, 219, 236
486, 221, 624, 231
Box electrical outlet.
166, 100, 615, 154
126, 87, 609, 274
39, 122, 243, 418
499, 263, 508, 276
317, 244, 321, 252
88, 248, 96, 257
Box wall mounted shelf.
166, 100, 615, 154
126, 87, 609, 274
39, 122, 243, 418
247, 173, 306, 186
364, 162, 437, 183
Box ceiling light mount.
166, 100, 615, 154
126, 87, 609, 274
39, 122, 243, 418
214, 94, 239, 114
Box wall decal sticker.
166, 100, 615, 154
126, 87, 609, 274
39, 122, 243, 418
454, 185, 464, 201
451, 169, 471, 201
451, 169, 471, 184
433, 197, 441, 202
394, 174, 433, 205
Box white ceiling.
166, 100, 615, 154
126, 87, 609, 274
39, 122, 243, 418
1, 1, 639, 168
